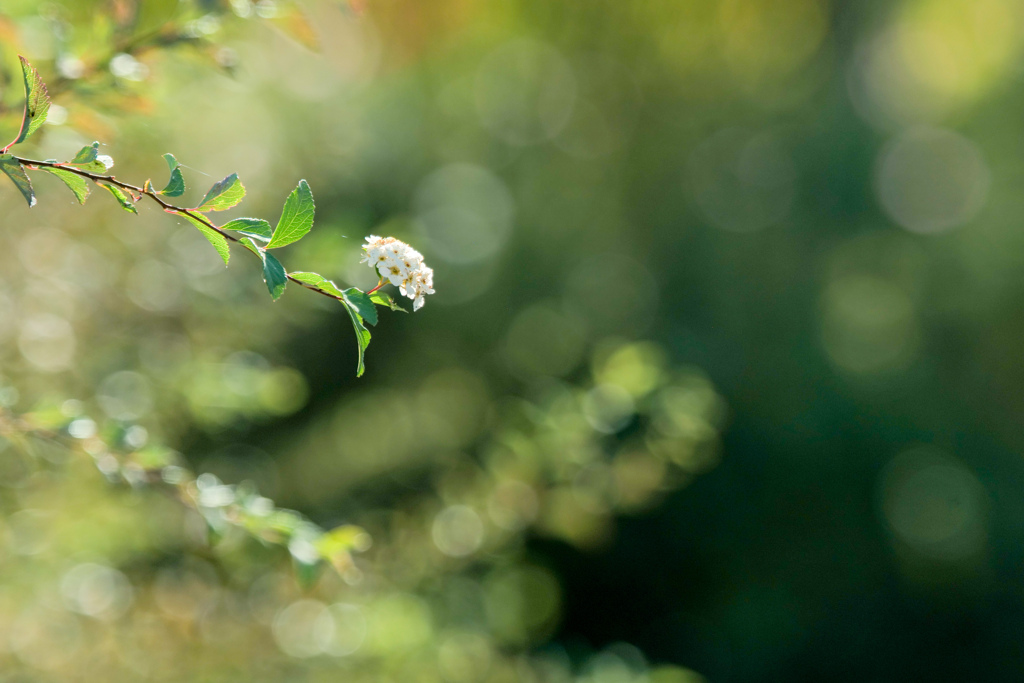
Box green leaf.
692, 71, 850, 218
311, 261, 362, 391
239, 237, 263, 257
262, 252, 288, 300
179, 213, 230, 265
223, 217, 272, 242
314, 524, 367, 560
99, 183, 137, 214
72, 142, 99, 164
133, 0, 180, 37
343, 288, 377, 326
8, 56, 50, 147
245, 239, 287, 299
291, 551, 324, 590
342, 299, 371, 377
0, 154, 35, 207
288, 271, 344, 298
370, 292, 409, 312
39, 166, 89, 204
196, 173, 245, 212
67, 142, 111, 173
159, 153, 185, 197
267, 179, 314, 249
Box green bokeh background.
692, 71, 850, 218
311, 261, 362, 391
1, 0, 1023, 680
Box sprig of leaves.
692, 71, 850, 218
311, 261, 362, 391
0, 56, 400, 377
0, 406, 369, 583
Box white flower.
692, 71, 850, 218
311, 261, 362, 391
418, 266, 434, 292
359, 234, 385, 264
361, 235, 435, 310
381, 260, 407, 286
411, 267, 434, 311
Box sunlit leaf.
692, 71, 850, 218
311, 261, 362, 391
264, 509, 305, 536
314, 525, 368, 570
343, 288, 377, 326
0, 154, 35, 207
159, 153, 185, 197
7, 56, 50, 147
267, 179, 314, 248
99, 183, 137, 214
179, 212, 230, 265
288, 271, 345, 298
239, 236, 263, 257
223, 217, 272, 242
72, 142, 99, 164
370, 292, 409, 312
66, 142, 111, 173
196, 173, 245, 212
39, 166, 90, 204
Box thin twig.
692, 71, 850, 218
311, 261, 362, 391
13, 155, 348, 303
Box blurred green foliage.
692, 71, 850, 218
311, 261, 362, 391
0, 337, 720, 679
2, 0, 1024, 680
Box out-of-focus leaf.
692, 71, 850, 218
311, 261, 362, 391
180, 212, 230, 265
289, 271, 345, 298
291, 552, 324, 590
39, 166, 89, 204
196, 173, 245, 212
99, 183, 137, 214
7, 56, 49, 147
223, 217, 273, 242
133, 0, 179, 37
267, 179, 314, 248
267, 1, 320, 51
159, 153, 185, 197
343, 287, 377, 326
0, 154, 35, 207
0, 16, 23, 51
265, 509, 306, 536
314, 524, 369, 559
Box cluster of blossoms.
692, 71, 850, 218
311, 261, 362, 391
361, 235, 435, 310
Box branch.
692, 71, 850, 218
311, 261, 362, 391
0, 56, 428, 376
12, 155, 348, 303
0, 405, 368, 580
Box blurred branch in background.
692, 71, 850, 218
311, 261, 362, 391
0, 341, 722, 680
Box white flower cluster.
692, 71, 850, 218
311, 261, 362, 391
361, 235, 435, 310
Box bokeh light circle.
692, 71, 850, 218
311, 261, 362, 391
414, 163, 515, 264
878, 448, 988, 562
475, 39, 577, 145
875, 127, 989, 234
